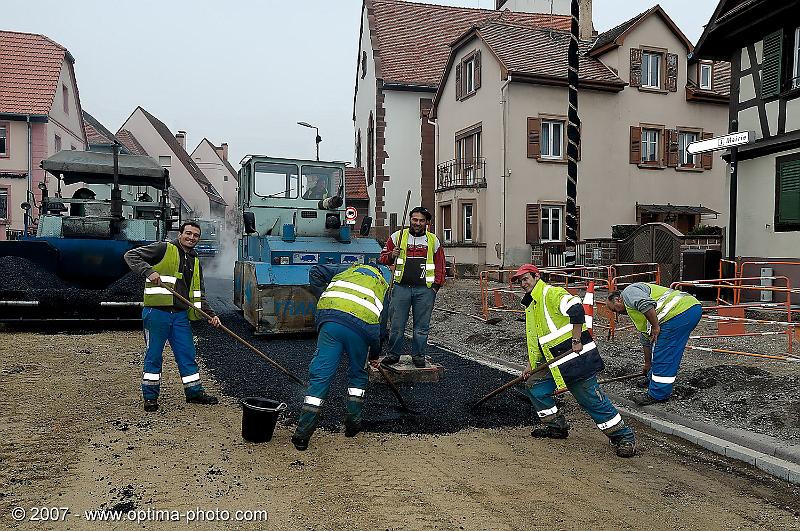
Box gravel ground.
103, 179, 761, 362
431, 278, 800, 442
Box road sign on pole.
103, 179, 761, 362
686, 131, 752, 155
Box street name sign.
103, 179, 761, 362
686, 131, 752, 155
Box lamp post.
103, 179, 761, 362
297, 121, 321, 161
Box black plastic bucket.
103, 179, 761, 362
241, 398, 287, 443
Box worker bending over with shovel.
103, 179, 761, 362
512, 264, 636, 458
292, 263, 389, 451
124, 221, 221, 413
379, 206, 445, 368
605, 283, 702, 405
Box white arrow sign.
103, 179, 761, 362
686, 131, 752, 155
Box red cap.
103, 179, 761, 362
511, 264, 540, 281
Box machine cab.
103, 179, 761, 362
238, 156, 346, 239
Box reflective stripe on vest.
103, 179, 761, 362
625, 283, 699, 334
143, 243, 203, 321
316, 265, 389, 325
525, 282, 592, 391
394, 229, 436, 287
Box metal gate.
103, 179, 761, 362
618, 223, 682, 285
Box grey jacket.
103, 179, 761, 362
124, 239, 215, 316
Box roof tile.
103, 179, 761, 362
0, 30, 68, 115
369, 0, 571, 87
345, 167, 368, 200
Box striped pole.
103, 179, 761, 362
565, 0, 580, 267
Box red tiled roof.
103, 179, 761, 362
477, 23, 625, 86
115, 129, 149, 157
712, 61, 731, 97
0, 30, 69, 115
368, 0, 571, 87
83, 110, 116, 145
345, 167, 368, 200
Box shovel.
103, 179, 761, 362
434, 307, 501, 325
157, 281, 307, 387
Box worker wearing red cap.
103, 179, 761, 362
512, 264, 636, 458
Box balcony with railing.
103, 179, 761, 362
436, 157, 487, 191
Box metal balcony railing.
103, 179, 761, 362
436, 157, 487, 191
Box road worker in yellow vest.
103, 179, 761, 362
512, 264, 636, 458
606, 283, 702, 405
292, 263, 390, 451
124, 221, 221, 413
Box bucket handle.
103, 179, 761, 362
276, 402, 287, 412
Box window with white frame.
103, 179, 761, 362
0, 124, 7, 156
541, 120, 564, 159
793, 27, 800, 89
540, 205, 562, 242
641, 128, 660, 163
699, 63, 712, 90
462, 203, 473, 242
641, 51, 662, 89
0, 188, 8, 220
464, 57, 475, 94
456, 130, 481, 185
159, 155, 171, 167
441, 204, 452, 242
678, 131, 698, 167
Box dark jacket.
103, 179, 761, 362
123, 239, 215, 316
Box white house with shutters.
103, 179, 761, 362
429, 5, 731, 269
694, 0, 800, 285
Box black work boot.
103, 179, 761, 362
531, 415, 569, 439
632, 392, 665, 406
344, 396, 364, 438
616, 439, 637, 458
381, 353, 400, 367
186, 391, 218, 405
143, 399, 159, 412
411, 356, 427, 368
292, 407, 320, 451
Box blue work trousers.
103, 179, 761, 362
305, 322, 370, 404
387, 284, 436, 357
526, 375, 634, 441
648, 304, 703, 400
141, 307, 204, 400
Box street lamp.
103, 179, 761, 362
297, 121, 322, 161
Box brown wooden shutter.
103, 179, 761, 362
455, 59, 463, 100
666, 53, 678, 92
629, 126, 642, 164
666, 129, 678, 167
701, 132, 714, 170
474, 50, 481, 90
630, 48, 642, 87
527, 117, 541, 159
526, 204, 540, 244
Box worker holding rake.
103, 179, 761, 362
512, 264, 636, 458
606, 283, 702, 405
292, 263, 389, 451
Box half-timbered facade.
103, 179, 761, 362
694, 0, 800, 277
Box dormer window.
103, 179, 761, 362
699, 62, 713, 90
455, 50, 481, 100
642, 51, 662, 89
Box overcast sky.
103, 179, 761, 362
3, 0, 717, 167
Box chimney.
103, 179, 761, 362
175, 130, 186, 150
221, 142, 229, 161
579, 0, 593, 41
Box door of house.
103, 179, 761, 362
617, 223, 682, 285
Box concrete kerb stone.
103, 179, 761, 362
432, 338, 800, 485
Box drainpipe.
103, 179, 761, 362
25, 115, 32, 236
500, 76, 512, 269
